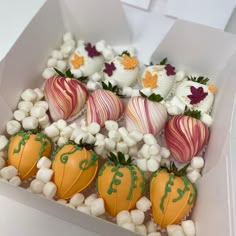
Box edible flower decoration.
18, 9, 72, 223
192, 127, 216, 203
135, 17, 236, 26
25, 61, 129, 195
142, 71, 158, 89
85, 43, 101, 58
164, 64, 176, 76
70, 54, 84, 69
208, 84, 216, 93
187, 86, 208, 105
103, 62, 116, 76
121, 54, 139, 69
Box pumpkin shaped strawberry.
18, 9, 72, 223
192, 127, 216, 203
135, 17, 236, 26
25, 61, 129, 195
165, 110, 209, 163
7, 131, 53, 180
52, 141, 99, 199
150, 163, 197, 228
125, 92, 167, 136
97, 152, 145, 216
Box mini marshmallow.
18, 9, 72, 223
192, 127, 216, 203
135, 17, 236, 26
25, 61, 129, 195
124, 136, 136, 147
136, 159, 147, 172
95, 40, 107, 52
139, 144, 150, 159
116, 210, 132, 226
118, 127, 129, 139
57, 136, 68, 147
39, 116, 50, 128
94, 141, 105, 155
102, 48, 115, 61
22, 117, 38, 130
18, 101, 33, 113
70, 127, 81, 140
37, 156, 52, 169
9, 176, 21, 186
147, 159, 160, 172
71, 69, 83, 78
131, 89, 140, 97
187, 170, 201, 183
191, 156, 204, 169
128, 130, 143, 143
122, 87, 133, 97
61, 126, 73, 138
84, 193, 97, 206
6, 120, 21, 135
181, 220, 196, 236
143, 134, 157, 145
130, 209, 145, 225
21, 89, 38, 102
105, 138, 116, 151
47, 58, 57, 67
43, 181, 57, 198
34, 101, 49, 110
121, 223, 135, 232
34, 88, 44, 101
90, 72, 103, 82
45, 125, 60, 138
0, 135, 8, 151
80, 126, 88, 132
30, 106, 46, 118
200, 113, 213, 127
51, 135, 59, 143
146, 220, 158, 233
86, 133, 96, 144
77, 205, 91, 215
140, 88, 152, 97
175, 70, 186, 82
170, 96, 185, 113
14, 110, 28, 122
167, 105, 182, 116
0, 157, 6, 170
36, 168, 54, 183
135, 225, 147, 236
160, 147, 170, 159
150, 155, 162, 162
105, 120, 119, 131
30, 179, 45, 193
167, 225, 185, 236
186, 165, 194, 173
56, 119, 67, 131
70, 193, 85, 207
63, 32, 73, 42
42, 68, 56, 79
91, 198, 106, 216
57, 199, 67, 205
51, 50, 63, 59
66, 203, 76, 209
136, 196, 152, 212
128, 145, 138, 156
95, 133, 105, 140
149, 144, 160, 156
74, 132, 89, 144
108, 130, 121, 142
116, 142, 128, 154
87, 122, 101, 135
160, 158, 170, 168
148, 233, 161, 236
56, 60, 67, 71
87, 80, 101, 91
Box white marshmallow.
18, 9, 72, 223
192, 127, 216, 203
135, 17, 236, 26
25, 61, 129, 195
149, 144, 160, 156
140, 88, 152, 97
80, 126, 88, 132
121, 223, 135, 232
131, 89, 140, 97
108, 130, 121, 142
69, 193, 85, 207
175, 70, 186, 82
30, 179, 45, 193
130, 209, 145, 225
9, 176, 21, 186
167, 225, 185, 236
56, 60, 67, 71
66, 203, 75, 209
84, 193, 97, 206
136, 159, 147, 172
147, 233, 161, 236
150, 155, 162, 162
139, 144, 150, 159
95, 133, 105, 140
167, 105, 181, 116
63, 32, 73, 42
47, 58, 57, 67
146, 220, 158, 233
102, 48, 115, 61
136, 197, 152, 212
128, 130, 143, 143
71, 69, 83, 78
30, 106, 46, 118
51, 135, 59, 143
57, 199, 67, 205
37, 156, 52, 169
77, 205, 91, 215
94, 142, 105, 156
181, 220, 196, 236
116, 142, 128, 154
143, 134, 157, 145
187, 170, 201, 183
90, 72, 103, 82
43, 181, 57, 198
34, 88, 44, 101
61, 126, 73, 138
18, 101, 33, 113
135, 225, 147, 236
74, 132, 89, 144
191, 156, 204, 169
118, 127, 129, 139
91, 198, 106, 216
45, 125, 60, 138
200, 113, 213, 127
105, 138, 116, 151
116, 210, 132, 226
0, 135, 8, 151
70, 127, 81, 140
21, 89, 38, 102
86, 133, 96, 144
14, 110, 28, 122
160, 147, 170, 159
124, 136, 137, 147
170, 96, 185, 113
87, 80, 101, 91
147, 159, 160, 172
56, 119, 67, 130
42, 67, 56, 79
34, 101, 49, 110
36, 168, 54, 183
87, 122, 101, 135
39, 115, 50, 128
6, 120, 21, 135
122, 87, 133, 97
22, 117, 38, 130
51, 50, 63, 59
160, 158, 170, 168
95, 40, 107, 52
0, 157, 6, 170
128, 145, 138, 156
186, 165, 194, 173
57, 136, 68, 147
105, 120, 119, 131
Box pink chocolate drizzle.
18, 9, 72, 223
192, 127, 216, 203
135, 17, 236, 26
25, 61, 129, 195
165, 115, 209, 163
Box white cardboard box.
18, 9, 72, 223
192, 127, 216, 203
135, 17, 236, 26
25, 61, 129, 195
0, 0, 236, 235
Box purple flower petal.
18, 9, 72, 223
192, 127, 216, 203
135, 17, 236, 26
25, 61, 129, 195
103, 62, 116, 76
85, 43, 101, 58
187, 86, 208, 105
165, 64, 176, 76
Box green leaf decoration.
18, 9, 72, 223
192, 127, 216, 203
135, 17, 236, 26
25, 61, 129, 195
187, 76, 209, 85
54, 67, 65, 77
167, 162, 189, 177
78, 139, 96, 150
139, 91, 163, 102
102, 81, 125, 98
139, 91, 148, 98
65, 69, 74, 78
159, 57, 168, 65
78, 76, 88, 82
120, 50, 131, 57
184, 108, 201, 120
107, 152, 133, 166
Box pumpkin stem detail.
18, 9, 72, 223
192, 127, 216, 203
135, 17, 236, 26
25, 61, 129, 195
107, 152, 133, 166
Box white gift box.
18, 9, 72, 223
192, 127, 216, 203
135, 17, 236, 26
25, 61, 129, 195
0, 0, 236, 235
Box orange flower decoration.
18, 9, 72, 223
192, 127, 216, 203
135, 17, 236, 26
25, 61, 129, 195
70, 54, 84, 69
142, 71, 158, 89
208, 84, 216, 93
121, 54, 139, 69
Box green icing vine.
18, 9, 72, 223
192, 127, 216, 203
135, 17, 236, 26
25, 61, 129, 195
149, 169, 162, 193
172, 177, 191, 203
160, 173, 175, 213
34, 133, 52, 160
188, 184, 197, 205
79, 150, 98, 170
59, 144, 82, 164
107, 165, 123, 195
126, 166, 138, 200
13, 131, 31, 154
137, 165, 146, 195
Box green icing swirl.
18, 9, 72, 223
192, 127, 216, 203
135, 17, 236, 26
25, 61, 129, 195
79, 150, 98, 170
127, 166, 138, 200
59, 144, 82, 164
188, 185, 197, 205
172, 177, 191, 202
13, 131, 31, 154
107, 165, 123, 195
34, 133, 52, 160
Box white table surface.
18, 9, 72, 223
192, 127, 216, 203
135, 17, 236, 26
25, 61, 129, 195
0, 1, 236, 236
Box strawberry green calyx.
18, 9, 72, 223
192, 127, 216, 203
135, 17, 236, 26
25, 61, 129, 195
184, 108, 201, 120
139, 91, 164, 102
187, 76, 209, 85
107, 151, 133, 166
